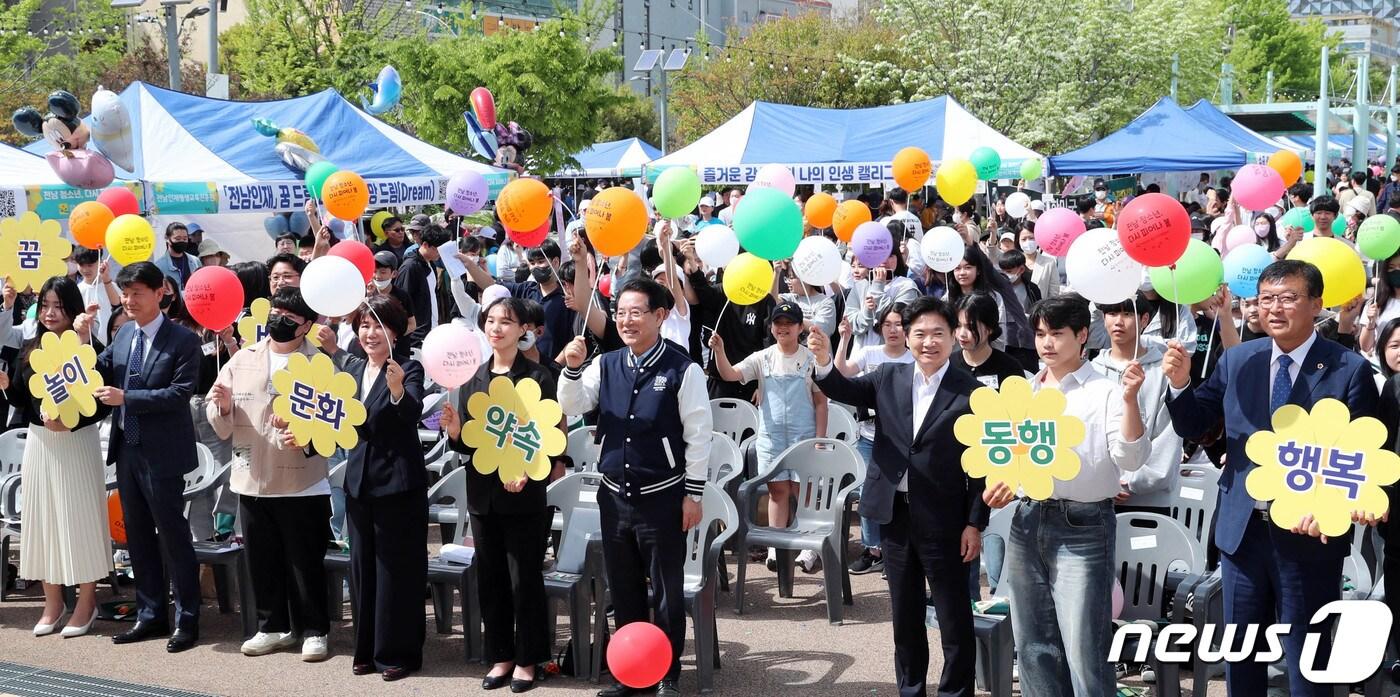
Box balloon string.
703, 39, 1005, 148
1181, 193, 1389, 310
578, 255, 603, 339
1201, 314, 1218, 379
712, 298, 731, 331
360, 300, 393, 360
1131, 294, 1141, 362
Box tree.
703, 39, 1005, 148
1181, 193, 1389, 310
220, 0, 397, 100
596, 85, 661, 150
1216, 0, 1335, 103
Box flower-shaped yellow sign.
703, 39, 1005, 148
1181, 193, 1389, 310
26, 329, 103, 428
1245, 398, 1400, 537
0, 212, 73, 292
460, 376, 566, 483
270, 352, 366, 457
238, 297, 324, 350
953, 376, 1086, 500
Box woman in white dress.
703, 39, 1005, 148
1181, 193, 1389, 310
0, 276, 111, 637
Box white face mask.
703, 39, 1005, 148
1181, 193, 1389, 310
1095, 189, 1107, 200
518, 330, 537, 351
1253, 223, 1271, 238
952, 212, 964, 224
1020, 240, 1039, 254
372, 278, 392, 291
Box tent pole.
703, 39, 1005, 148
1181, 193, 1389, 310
1388, 65, 1398, 169
1353, 53, 1370, 175
1314, 46, 1330, 200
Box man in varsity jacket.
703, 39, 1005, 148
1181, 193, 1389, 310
559, 277, 713, 697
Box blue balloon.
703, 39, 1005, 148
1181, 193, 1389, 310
1223, 244, 1273, 298
360, 66, 401, 115
486, 253, 498, 276
288, 211, 310, 236
264, 214, 289, 240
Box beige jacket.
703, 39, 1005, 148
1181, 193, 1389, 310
206, 339, 328, 496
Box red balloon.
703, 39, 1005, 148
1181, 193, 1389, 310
97, 187, 139, 217
328, 240, 375, 283
1116, 193, 1190, 268
598, 274, 612, 299
471, 87, 497, 130
606, 622, 671, 689
507, 219, 549, 248
183, 265, 245, 331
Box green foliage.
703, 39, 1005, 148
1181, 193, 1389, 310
221, 0, 398, 99
595, 84, 661, 150
1217, 0, 1335, 102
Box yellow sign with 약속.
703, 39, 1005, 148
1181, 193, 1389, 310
460, 376, 566, 484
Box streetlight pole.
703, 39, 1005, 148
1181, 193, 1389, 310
164, 3, 180, 91
658, 66, 668, 155
208, 0, 218, 75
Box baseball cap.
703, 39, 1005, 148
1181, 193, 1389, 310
406, 214, 431, 232
1093, 178, 1107, 190
1029, 200, 1046, 212
699, 195, 715, 208
771, 302, 804, 324
186, 222, 204, 236
374, 251, 399, 270
196, 239, 222, 257
999, 231, 1015, 242
578, 199, 591, 215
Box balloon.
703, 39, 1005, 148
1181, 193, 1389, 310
1358, 215, 1400, 261
850, 221, 893, 267
1220, 225, 1257, 254
652, 167, 702, 219
935, 159, 977, 206
264, 215, 289, 240
322, 170, 369, 221
360, 65, 402, 115
481, 284, 511, 309
804, 192, 837, 228
1280, 206, 1315, 232
791, 236, 841, 286
183, 265, 245, 331
1267, 150, 1303, 185
1020, 158, 1043, 181
1224, 244, 1274, 298
1005, 192, 1030, 219
288, 210, 311, 236
1304, 170, 1315, 183
1064, 228, 1142, 305
369, 211, 392, 241
583, 187, 648, 257
892, 147, 931, 191
69, 201, 113, 249
446, 170, 489, 215
1333, 217, 1346, 236
751, 164, 796, 197
1374, 165, 1385, 178
508, 219, 550, 248
301, 256, 367, 317
304, 161, 340, 200
969, 147, 1001, 180
470, 87, 497, 130
1148, 239, 1223, 305
276, 141, 324, 174
47, 149, 114, 189
1112, 579, 1124, 620
486, 253, 498, 276
1034, 207, 1087, 256
832, 200, 871, 243
607, 622, 672, 689
921, 226, 965, 273
1116, 193, 1190, 267
1231, 164, 1286, 211
722, 253, 773, 305
497, 178, 553, 233
421, 324, 484, 389
89, 88, 133, 172
694, 225, 739, 268
105, 214, 155, 265
1287, 236, 1364, 307
732, 187, 802, 261
108, 490, 125, 545
598, 273, 611, 298
328, 240, 375, 283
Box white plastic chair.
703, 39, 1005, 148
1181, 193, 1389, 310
707, 432, 742, 489
0, 429, 26, 479
426, 467, 468, 545
824, 406, 860, 449
1169, 464, 1221, 553
545, 472, 607, 681
566, 426, 601, 473
709, 399, 759, 451
681, 482, 738, 692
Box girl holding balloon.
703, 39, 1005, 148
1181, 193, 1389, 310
1359, 249, 1400, 355
844, 244, 920, 349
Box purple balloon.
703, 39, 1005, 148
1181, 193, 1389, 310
851, 221, 893, 267
446, 170, 489, 215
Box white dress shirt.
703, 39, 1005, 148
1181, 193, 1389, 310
1270, 331, 1317, 391
906, 361, 950, 491
1036, 361, 1149, 502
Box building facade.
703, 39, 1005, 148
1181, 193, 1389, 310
1289, 0, 1399, 68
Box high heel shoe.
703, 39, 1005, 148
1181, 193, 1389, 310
61, 607, 98, 638
33, 611, 67, 637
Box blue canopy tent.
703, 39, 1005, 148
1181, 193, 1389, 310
1183, 100, 1300, 155
1048, 97, 1268, 175
554, 138, 660, 179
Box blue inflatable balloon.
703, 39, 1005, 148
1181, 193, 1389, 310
264, 214, 289, 240
1223, 243, 1274, 299
288, 210, 310, 236
486, 253, 498, 276
360, 66, 402, 115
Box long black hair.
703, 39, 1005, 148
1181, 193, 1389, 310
1253, 212, 1282, 253
954, 291, 1002, 347
1380, 318, 1400, 380
945, 244, 999, 304
21, 275, 86, 365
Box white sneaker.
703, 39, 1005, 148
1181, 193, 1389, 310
241, 631, 298, 656
796, 549, 821, 573
301, 634, 329, 662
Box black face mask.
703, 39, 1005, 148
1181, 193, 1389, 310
1388, 270, 1400, 290
530, 266, 552, 283
159, 293, 174, 310
170, 240, 191, 254
266, 314, 302, 343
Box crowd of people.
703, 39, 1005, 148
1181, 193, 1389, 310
5, 157, 1400, 697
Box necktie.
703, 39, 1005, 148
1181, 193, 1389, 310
1270, 354, 1293, 415
124, 330, 146, 445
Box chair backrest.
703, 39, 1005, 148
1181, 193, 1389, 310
547, 471, 604, 574
707, 432, 742, 488
0, 429, 26, 477
766, 439, 862, 529
710, 398, 759, 449
829, 401, 858, 424
683, 482, 739, 592
328, 461, 347, 489
1169, 464, 1221, 549
824, 406, 860, 448
426, 467, 468, 544
182, 444, 220, 498
1115, 512, 1205, 621
982, 500, 1019, 548
566, 426, 601, 473
1345, 523, 1375, 599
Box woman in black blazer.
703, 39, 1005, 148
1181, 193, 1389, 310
321, 294, 426, 682
441, 297, 565, 693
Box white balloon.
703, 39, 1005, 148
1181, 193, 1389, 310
791, 236, 842, 286
750, 164, 796, 197
1064, 228, 1143, 305
1005, 192, 1031, 219
301, 256, 367, 318
695, 224, 739, 268
89, 88, 133, 171
921, 226, 966, 273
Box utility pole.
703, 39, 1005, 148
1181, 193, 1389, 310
1314, 46, 1330, 199
1353, 53, 1369, 175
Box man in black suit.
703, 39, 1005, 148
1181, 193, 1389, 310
808, 296, 987, 697
94, 262, 204, 653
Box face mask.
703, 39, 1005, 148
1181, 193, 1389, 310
170, 241, 191, 254
518, 330, 537, 351
266, 314, 302, 343
66, 261, 79, 276
1254, 223, 1271, 238
530, 266, 552, 283
1020, 240, 1039, 254
952, 212, 964, 224
159, 292, 174, 310
1388, 270, 1400, 289
1095, 190, 1107, 200
371, 278, 392, 291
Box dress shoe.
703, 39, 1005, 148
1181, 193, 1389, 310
166, 627, 199, 653
482, 674, 511, 690
60, 607, 98, 638
509, 677, 536, 693
596, 682, 642, 697
656, 678, 681, 697
352, 663, 375, 676
381, 666, 411, 682
33, 612, 67, 637
112, 620, 170, 645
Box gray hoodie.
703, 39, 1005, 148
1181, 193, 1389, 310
1090, 342, 1182, 497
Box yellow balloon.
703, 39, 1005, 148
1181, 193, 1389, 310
369, 211, 392, 242
722, 253, 773, 306
105, 214, 155, 265
1286, 236, 1364, 307
935, 159, 978, 206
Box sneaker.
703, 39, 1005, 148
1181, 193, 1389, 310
241, 631, 298, 656
796, 549, 821, 573
848, 549, 884, 575
301, 634, 329, 662
765, 548, 777, 572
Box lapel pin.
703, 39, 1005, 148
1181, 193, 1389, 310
1317, 363, 1324, 370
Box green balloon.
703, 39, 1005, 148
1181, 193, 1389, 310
1358, 215, 1400, 261
969, 147, 1001, 180
1148, 238, 1223, 305
1019, 158, 1043, 180
1280, 206, 1315, 232
1332, 216, 1346, 236
305, 161, 340, 199
652, 167, 701, 219
731, 187, 802, 261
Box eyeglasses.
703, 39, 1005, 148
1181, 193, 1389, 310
615, 310, 655, 321
270, 272, 300, 282
1257, 293, 1304, 309
386, 227, 404, 234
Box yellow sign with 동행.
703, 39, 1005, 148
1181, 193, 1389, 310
0, 212, 72, 292
460, 376, 566, 484
271, 352, 366, 457
26, 330, 103, 429
953, 376, 1086, 500
1245, 399, 1400, 537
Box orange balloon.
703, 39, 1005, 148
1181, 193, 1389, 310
1268, 150, 1303, 186
107, 490, 125, 545
584, 187, 648, 257
322, 170, 369, 221
892, 146, 931, 192
832, 200, 872, 242
496, 178, 553, 232
70, 201, 113, 249
805, 192, 837, 228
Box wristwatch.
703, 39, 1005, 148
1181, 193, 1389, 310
687, 493, 703, 503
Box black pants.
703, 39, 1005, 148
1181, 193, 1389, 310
346, 490, 427, 671
239, 494, 332, 636
116, 447, 201, 630
882, 496, 975, 697
471, 510, 551, 666
599, 489, 687, 680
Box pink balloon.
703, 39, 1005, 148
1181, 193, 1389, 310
1034, 207, 1087, 257
47, 149, 114, 190
751, 164, 796, 197
1112, 579, 1124, 619
851, 221, 893, 267
421, 324, 483, 389
1231, 164, 1286, 211
1220, 224, 1257, 254
1373, 165, 1384, 177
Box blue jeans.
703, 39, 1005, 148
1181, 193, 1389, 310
1004, 499, 1116, 697
854, 437, 881, 550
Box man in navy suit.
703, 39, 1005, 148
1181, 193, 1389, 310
808, 296, 986, 697
94, 261, 204, 653
1164, 259, 1381, 696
